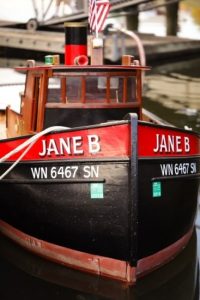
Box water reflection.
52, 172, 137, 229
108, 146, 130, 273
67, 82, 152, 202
0, 230, 199, 300
143, 58, 200, 132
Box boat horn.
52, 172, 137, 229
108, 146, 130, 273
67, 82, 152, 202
74, 55, 89, 66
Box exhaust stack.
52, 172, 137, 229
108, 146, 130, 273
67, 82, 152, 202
64, 22, 88, 65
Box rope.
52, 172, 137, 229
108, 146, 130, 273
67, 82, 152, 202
0, 126, 70, 180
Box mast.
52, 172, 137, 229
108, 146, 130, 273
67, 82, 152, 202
88, 0, 111, 65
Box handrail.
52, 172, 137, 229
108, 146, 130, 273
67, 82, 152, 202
45, 102, 140, 109
107, 24, 146, 67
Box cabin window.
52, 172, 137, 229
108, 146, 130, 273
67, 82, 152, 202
84, 76, 136, 103
109, 76, 136, 103
47, 77, 61, 103
46, 73, 137, 104
127, 77, 136, 102
110, 77, 122, 102
66, 77, 82, 102
85, 77, 106, 102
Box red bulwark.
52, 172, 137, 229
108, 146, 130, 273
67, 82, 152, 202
138, 125, 200, 157
0, 124, 130, 161
0, 123, 200, 162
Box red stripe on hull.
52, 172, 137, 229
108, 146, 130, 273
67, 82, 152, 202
0, 220, 136, 284
136, 227, 193, 278
0, 220, 194, 284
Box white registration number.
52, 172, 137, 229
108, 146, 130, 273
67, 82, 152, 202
160, 162, 197, 176
30, 165, 99, 180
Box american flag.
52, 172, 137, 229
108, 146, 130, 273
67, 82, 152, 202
89, 0, 110, 34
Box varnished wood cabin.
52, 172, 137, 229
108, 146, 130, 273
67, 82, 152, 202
6, 22, 150, 139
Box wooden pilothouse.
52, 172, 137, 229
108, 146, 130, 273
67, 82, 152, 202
6, 22, 148, 139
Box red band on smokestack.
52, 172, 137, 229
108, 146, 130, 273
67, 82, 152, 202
65, 45, 87, 65
64, 22, 88, 65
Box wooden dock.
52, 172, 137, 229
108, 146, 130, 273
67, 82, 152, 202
0, 27, 200, 63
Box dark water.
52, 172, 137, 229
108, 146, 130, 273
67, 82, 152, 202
0, 230, 199, 300
0, 57, 200, 299
143, 58, 200, 133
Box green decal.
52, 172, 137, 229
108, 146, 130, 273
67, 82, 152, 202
152, 181, 162, 197
90, 183, 104, 199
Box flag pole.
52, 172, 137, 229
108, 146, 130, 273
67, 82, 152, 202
89, 0, 111, 64
94, 0, 98, 38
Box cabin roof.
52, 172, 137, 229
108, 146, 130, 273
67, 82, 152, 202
15, 64, 150, 73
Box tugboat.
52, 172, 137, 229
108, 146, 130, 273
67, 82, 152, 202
0, 18, 200, 284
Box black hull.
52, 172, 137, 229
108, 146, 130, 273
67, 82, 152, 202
138, 157, 199, 260
0, 160, 130, 261
0, 117, 200, 282
0, 157, 199, 261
